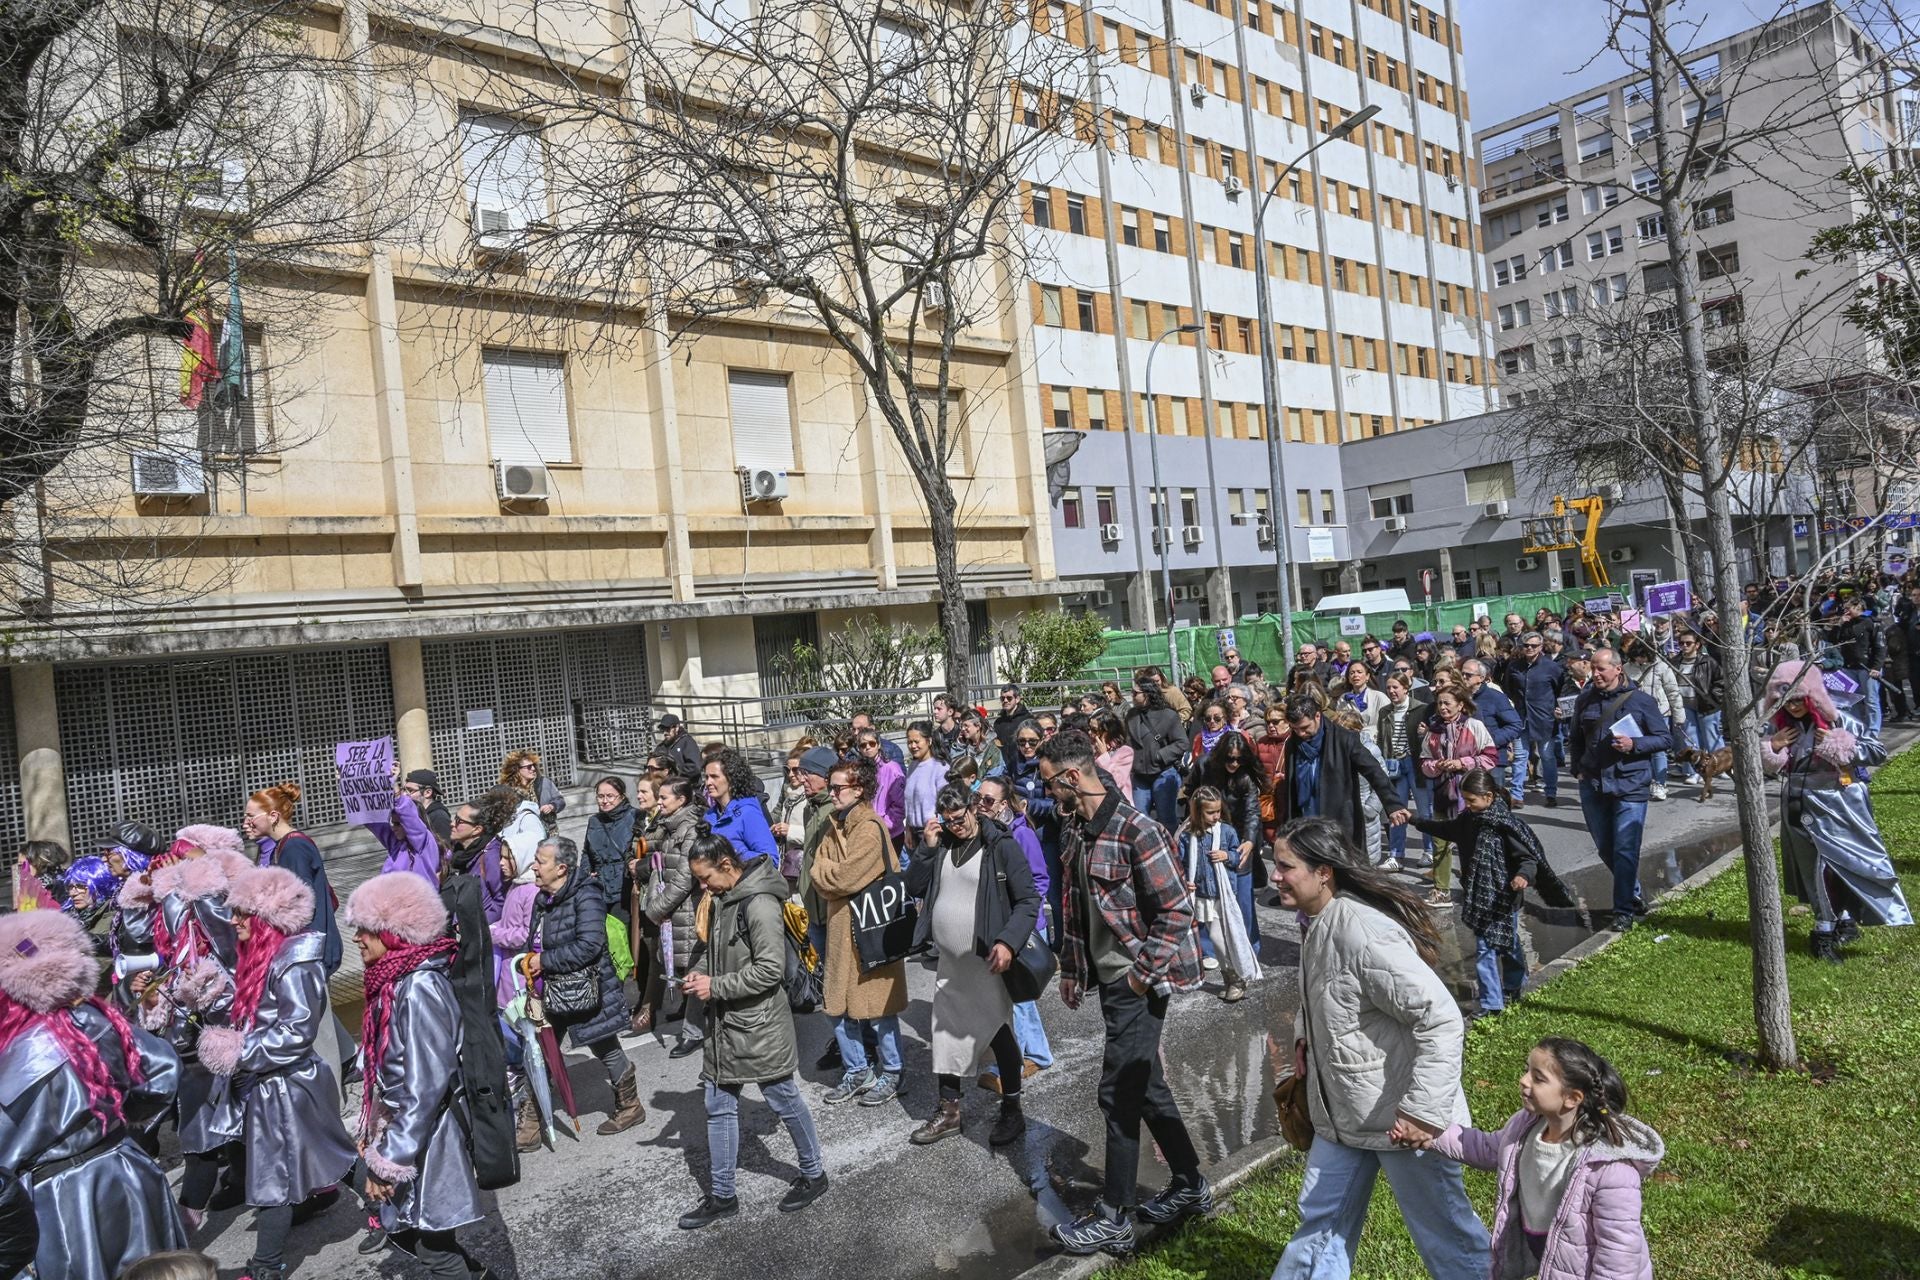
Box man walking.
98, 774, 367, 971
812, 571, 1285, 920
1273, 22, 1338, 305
1570, 648, 1672, 933
1268, 694, 1409, 847
1833, 597, 1886, 737
1500, 634, 1565, 807
1036, 731, 1208, 1256
655, 713, 703, 777
1459, 660, 1524, 804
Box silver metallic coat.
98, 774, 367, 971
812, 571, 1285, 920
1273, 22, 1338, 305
0, 1005, 187, 1280
371, 958, 483, 1232
1779, 708, 1915, 927
220, 931, 356, 1206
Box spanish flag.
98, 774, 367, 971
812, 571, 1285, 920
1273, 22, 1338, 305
179, 275, 217, 409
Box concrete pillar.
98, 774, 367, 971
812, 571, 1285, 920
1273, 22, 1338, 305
388, 637, 431, 771
1205, 566, 1234, 626
1438, 544, 1458, 602
13, 664, 70, 846
641, 311, 695, 601
1127, 573, 1160, 632
367, 250, 423, 589
652, 619, 705, 702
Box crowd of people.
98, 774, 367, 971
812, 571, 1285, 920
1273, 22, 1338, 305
2, 567, 1914, 1278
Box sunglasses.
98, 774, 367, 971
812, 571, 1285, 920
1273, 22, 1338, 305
1016, 736, 1040, 746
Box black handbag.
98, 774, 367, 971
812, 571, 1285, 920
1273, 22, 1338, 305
1002, 927, 1057, 1004
541, 965, 599, 1018
850, 840, 918, 972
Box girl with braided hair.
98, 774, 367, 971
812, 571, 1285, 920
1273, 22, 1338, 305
197, 865, 355, 1280
0, 909, 186, 1280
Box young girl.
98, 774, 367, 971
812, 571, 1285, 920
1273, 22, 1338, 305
1179, 787, 1260, 1003
1413, 770, 1568, 1017
1424, 1037, 1663, 1279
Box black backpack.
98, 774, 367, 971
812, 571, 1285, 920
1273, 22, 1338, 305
736, 894, 822, 1015
441, 876, 520, 1191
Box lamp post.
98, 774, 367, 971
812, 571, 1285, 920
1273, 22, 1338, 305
1145, 323, 1202, 679
1250, 101, 1381, 662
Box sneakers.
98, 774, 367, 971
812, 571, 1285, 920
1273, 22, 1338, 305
1201, 955, 1221, 971
1052, 1206, 1136, 1256
357, 1214, 386, 1255
857, 1071, 901, 1107
1135, 1177, 1213, 1227
1425, 888, 1453, 908
777, 1174, 829, 1213
1221, 980, 1247, 1003
1835, 917, 1862, 946
824, 1068, 876, 1105
1610, 912, 1636, 933
677, 1194, 739, 1230
1377, 857, 1401, 873
1544, 796, 1560, 809
1650, 784, 1668, 802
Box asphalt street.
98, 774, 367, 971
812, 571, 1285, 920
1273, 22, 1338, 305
187, 768, 1790, 1280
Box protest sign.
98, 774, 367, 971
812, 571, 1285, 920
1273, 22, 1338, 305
336, 736, 394, 828
1643, 580, 1692, 616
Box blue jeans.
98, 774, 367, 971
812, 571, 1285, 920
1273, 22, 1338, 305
834, 1014, 903, 1075
1510, 734, 1559, 800
1474, 911, 1526, 1012
1384, 758, 1415, 858
1230, 855, 1260, 947
1846, 669, 1882, 736
1578, 781, 1647, 917
1272, 1136, 1490, 1280
1131, 765, 1183, 830
704, 1075, 822, 1200
1011, 1000, 1053, 1069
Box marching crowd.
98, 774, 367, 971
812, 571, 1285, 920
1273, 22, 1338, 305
1, 567, 1913, 1280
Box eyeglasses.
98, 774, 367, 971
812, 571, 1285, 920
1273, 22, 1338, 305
785, 765, 803, 774
1000, 694, 1017, 703
1223, 754, 1243, 766
1524, 642, 1543, 649
830, 783, 862, 796
1016, 736, 1040, 747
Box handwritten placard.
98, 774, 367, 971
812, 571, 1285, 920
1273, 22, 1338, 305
335, 736, 394, 828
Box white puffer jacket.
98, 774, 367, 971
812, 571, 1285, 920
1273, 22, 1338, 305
1291, 894, 1469, 1150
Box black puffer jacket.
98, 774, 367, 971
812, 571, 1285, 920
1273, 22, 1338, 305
583, 801, 638, 921
533, 871, 630, 1048
904, 817, 1041, 958
1126, 700, 1186, 784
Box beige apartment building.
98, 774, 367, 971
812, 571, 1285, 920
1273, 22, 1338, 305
4, 0, 1077, 853
1473, 3, 1897, 393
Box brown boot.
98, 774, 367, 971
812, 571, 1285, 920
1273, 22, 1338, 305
515, 1097, 542, 1153
628, 1007, 653, 1037
909, 1097, 963, 1146
596, 1067, 646, 1136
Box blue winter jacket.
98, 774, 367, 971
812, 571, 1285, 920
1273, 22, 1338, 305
1569, 683, 1672, 802
708, 795, 778, 862
1501, 657, 1566, 742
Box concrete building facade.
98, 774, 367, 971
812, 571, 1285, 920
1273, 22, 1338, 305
1034, 0, 1496, 626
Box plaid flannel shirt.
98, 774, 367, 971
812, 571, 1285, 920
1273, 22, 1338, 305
1059, 788, 1203, 995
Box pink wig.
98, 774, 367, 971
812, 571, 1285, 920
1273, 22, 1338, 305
174, 824, 244, 862
174, 856, 232, 902
343, 872, 448, 946
0, 910, 101, 1013
227, 866, 314, 937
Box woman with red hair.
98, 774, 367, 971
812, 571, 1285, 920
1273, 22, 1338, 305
0, 909, 186, 1280
241, 782, 343, 976
1762, 660, 1913, 961
197, 864, 355, 1280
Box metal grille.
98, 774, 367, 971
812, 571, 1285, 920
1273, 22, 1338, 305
753, 613, 820, 727
967, 600, 995, 689
56, 646, 396, 850
0, 671, 26, 855
422, 626, 653, 806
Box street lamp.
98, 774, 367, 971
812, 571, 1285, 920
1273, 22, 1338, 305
1145, 323, 1203, 679
1250, 101, 1381, 660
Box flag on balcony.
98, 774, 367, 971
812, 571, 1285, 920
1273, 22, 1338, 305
216, 249, 248, 400
178, 266, 217, 409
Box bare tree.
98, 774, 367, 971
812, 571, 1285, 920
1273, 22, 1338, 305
444, 0, 1097, 696
1, 0, 435, 619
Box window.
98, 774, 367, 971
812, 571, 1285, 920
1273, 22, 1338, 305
1061, 489, 1083, 527
1229, 236, 1245, 269
1683, 92, 1724, 125
460, 111, 548, 232
1637, 213, 1666, 242
725, 368, 793, 472
1698, 243, 1740, 280
1031, 186, 1052, 227
1095, 487, 1117, 527
1122, 209, 1140, 246
1296, 488, 1312, 524
1498, 345, 1535, 375
1040, 285, 1064, 326
1464, 461, 1516, 504
1236, 317, 1254, 351
1153, 214, 1171, 253
1051, 385, 1073, 431
1632, 166, 1659, 196
1582, 186, 1603, 214
1696, 193, 1735, 228
1075, 290, 1096, 330
1128, 300, 1148, 339
690, 0, 753, 46
1179, 488, 1200, 527
1629, 115, 1655, 144
1586, 231, 1605, 260
1497, 301, 1531, 330
1320, 489, 1337, 524
1644, 261, 1677, 292
1369, 479, 1413, 518
1066, 193, 1087, 234
1087, 392, 1108, 432
1578, 133, 1614, 162
483, 349, 573, 465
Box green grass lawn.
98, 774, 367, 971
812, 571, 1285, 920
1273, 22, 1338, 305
1111, 749, 1920, 1280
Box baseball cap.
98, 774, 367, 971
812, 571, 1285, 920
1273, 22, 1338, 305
655, 713, 682, 731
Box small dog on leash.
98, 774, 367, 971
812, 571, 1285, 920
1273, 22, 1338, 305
1672, 745, 1735, 801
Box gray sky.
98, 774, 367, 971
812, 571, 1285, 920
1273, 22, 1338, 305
1458, 0, 1872, 129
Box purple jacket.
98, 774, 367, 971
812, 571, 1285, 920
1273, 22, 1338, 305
1008, 813, 1050, 902
367, 793, 441, 886
1436, 1109, 1663, 1280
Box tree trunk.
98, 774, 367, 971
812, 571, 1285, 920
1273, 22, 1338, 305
926, 487, 973, 702
1647, 1, 1798, 1071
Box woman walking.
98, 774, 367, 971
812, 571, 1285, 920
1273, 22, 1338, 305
811, 758, 909, 1108
1418, 687, 1497, 908
584, 778, 639, 930
904, 784, 1040, 1148
343, 872, 492, 1278
0, 910, 187, 1280
644, 777, 708, 1056
196, 865, 356, 1280
705, 749, 779, 864
501, 750, 566, 832
857, 729, 908, 844
1193, 731, 1267, 955
772, 747, 814, 889
1269, 817, 1490, 1280
1378, 674, 1431, 873
241, 783, 343, 974
676, 833, 829, 1229
900, 721, 950, 862
1338, 662, 1391, 738
528, 836, 643, 1135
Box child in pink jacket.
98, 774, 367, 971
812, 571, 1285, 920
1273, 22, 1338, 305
1425, 1037, 1662, 1279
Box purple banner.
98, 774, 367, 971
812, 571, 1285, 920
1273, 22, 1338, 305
1643, 580, 1691, 616
335, 736, 394, 828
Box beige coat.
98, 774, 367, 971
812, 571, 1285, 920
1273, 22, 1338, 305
810, 803, 909, 1021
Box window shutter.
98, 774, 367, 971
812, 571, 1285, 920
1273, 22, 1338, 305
727, 370, 795, 471
483, 349, 572, 464
460, 113, 547, 227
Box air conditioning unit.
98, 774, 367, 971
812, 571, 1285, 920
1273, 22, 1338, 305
1444, 174, 1460, 192
1596, 482, 1624, 501
1152, 526, 1174, 548
1223, 174, 1244, 199
1172, 584, 1201, 602
187, 159, 248, 215
131, 451, 206, 497
1483, 499, 1510, 518
1516, 555, 1541, 571
472, 203, 515, 236
1608, 546, 1637, 564
1181, 524, 1204, 546
1098, 521, 1123, 543
1255, 519, 1274, 546
1382, 515, 1407, 533
1189, 82, 1207, 106
740, 466, 789, 504
923, 282, 949, 314
1089, 590, 1114, 607
495, 460, 550, 501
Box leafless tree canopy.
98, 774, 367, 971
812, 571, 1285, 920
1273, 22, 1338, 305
1, 0, 436, 619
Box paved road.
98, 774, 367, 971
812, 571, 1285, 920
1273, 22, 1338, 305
186, 764, 1815, 1280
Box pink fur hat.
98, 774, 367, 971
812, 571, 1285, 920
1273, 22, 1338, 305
0, 910, 102, 1013
174, 824, 245, 862
226, 866, 314, 936
1764, 660, 1843, 726
343, 872, 448, 945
